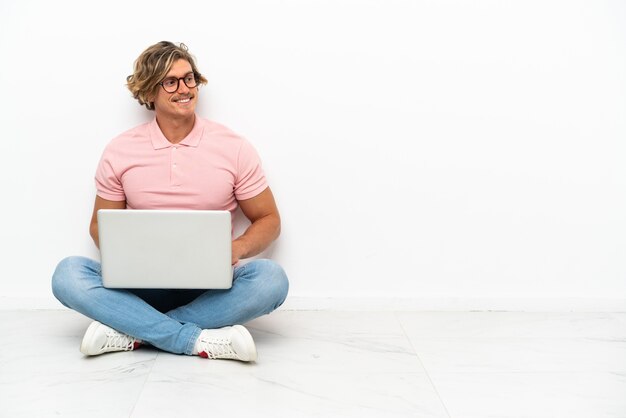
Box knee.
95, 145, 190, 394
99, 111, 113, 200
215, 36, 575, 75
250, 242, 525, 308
248, 259, 289, 308
51, 256, 97, 303
268, 261, 289, 307
51, 256, 75, 298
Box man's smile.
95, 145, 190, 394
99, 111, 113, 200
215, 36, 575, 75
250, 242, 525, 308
173, 96, 193, 104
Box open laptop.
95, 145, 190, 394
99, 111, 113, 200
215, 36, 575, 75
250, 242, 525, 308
98, 209, 233, 289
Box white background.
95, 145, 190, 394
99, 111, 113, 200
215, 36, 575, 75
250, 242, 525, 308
1, 0, 624, 310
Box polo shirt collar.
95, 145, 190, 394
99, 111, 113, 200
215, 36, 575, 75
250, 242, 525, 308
149, 115, 203, 150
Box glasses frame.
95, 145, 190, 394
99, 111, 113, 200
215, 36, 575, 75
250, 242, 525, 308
158, 72, 200, 93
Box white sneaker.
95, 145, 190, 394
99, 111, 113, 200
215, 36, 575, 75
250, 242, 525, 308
80, 321, 140, 356
194, 325, 257, 362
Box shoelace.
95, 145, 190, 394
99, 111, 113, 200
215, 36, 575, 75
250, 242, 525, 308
103, 329, 136, 352
197, 336, 237, 359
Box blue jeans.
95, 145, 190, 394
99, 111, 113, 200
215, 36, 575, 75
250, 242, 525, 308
51, 256, 289, 355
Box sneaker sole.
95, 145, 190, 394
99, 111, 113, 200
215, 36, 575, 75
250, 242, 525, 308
80, 321, 103, 356
233, 325, 258, 362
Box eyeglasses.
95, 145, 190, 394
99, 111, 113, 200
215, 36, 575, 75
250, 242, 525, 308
158, 72, 199, 93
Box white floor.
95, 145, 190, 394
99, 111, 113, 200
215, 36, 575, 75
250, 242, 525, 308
1, 310, 625, 418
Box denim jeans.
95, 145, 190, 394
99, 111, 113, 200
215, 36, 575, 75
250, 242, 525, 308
51, 256, 289, 355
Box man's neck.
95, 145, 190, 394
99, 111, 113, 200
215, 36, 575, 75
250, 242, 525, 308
155, 113, 196, 144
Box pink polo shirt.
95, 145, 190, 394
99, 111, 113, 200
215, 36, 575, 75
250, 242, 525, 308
95, 116, 268, 217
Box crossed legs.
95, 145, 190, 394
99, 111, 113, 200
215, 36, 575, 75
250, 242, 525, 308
51, 256, 288, 357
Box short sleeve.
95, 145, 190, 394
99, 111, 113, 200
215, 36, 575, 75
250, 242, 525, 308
94, 146, 126, 201
234, 139, 268, 200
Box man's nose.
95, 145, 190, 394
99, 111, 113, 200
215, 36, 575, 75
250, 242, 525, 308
177, 79, 190, 93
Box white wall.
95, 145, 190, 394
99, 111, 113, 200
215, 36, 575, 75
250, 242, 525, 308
1, 0, 624, 310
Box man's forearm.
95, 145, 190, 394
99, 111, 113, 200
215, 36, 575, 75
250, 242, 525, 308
90, 224, 100, 249
233, 214, 281, 260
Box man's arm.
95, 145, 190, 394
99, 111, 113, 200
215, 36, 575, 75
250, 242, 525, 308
89, 195, 127, 249
232, 187, 281, 265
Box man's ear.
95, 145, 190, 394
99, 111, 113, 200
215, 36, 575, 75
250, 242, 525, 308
147, 87, 159, 104
145, 93, 156, 110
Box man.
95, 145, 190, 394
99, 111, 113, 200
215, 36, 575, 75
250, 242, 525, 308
51, 41, 289, 362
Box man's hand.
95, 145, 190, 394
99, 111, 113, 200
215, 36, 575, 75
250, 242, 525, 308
231, 240, 247, 265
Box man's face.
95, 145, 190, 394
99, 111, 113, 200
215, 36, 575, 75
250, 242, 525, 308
153, 59, 198, 120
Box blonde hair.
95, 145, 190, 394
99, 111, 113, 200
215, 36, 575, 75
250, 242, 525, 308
126, 41, 208, 110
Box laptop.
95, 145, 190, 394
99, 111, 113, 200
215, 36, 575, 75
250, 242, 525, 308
98, 209, 233, 289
